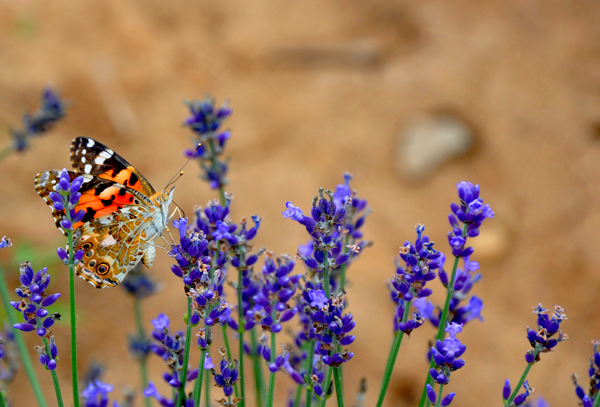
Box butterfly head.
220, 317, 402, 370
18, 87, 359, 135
159, 187, 176, 210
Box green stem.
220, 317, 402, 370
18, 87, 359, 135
319, 366, 332, 407
337, 236, 350, 295
0, 146, 13, 163
0, 392, 6, 407
42, 337, 64, 407
418, 226, 467, 407
375, 300, 412, 407
266, 330, 277, 407
134, 297, 152, 407
503, 346, 540, 407
250, 328, 266, 406
0, 263, 48, 407
594, 390, 600, 407
204, 367, 210, 407
67, 229, 80, 407
237, 265, 246, 407
193, 348, 207, 405
221, 324, 233, 359
333, 368, 344, 407
293, 382, 303, 407
323, 262, 330, 299
175, 297, 193, 407
305, 339, 316, 407
434, 384, 444, 407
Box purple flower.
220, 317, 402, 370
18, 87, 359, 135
300, 288, 355, 367
282, 202, 304, 221
10, 262, 60, 370
526, 304, 567, 357
81, 380, 114, 407
47, 169, 85, 237
183, 96, 232, 190
0, 236, 11, 249
0, 329, 19, 385
389, 225, 440, 334
429, 323, 466, 387
121, 265, 161, 299
169, 217, 211, 288
252, 255, 300, 334
11, 87, 66, 152
573, 341, 600, 406
288, 175, 370, 287
144, 382, 174, 407
211, 355, 239, 398
447, 181, 493, 258
512, 381, 535, 407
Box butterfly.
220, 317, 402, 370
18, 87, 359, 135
35, 137, 175, 288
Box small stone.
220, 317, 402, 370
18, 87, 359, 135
397, 113, 474, 181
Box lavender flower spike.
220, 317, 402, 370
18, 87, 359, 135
572, 340, 600, 407
447, 181, 494, 258
9, 262, 61, 370
11, 87, 66, 152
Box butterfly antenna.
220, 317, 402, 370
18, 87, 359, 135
149, 241, 169, 253
165, 143, 202, 190
170, 202, 185, 220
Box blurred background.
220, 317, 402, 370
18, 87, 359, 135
1, 1, 600, 406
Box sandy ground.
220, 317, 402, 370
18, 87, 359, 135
1, 1, 600, 406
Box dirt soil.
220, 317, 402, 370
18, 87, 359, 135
1, 1, 600, 406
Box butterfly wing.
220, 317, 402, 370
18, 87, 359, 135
70, 137, 156, 196
34, 170, 150, 234
75, 208, 156, 288
35, 138, 167, 289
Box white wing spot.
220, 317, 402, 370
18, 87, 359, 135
94, 157, 105, 165
84, 164, 92, 173
81, 157, 86, 163
86, 139, 95, 148
81, 149, 86, 155
51, 180, 57, 184
100, 235, 117, 247
99, 151, 112, 159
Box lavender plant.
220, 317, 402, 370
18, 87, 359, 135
0, 87, 595, 407
1, 87, 65, 162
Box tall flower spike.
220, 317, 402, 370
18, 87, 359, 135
183, 95, 232, 190
11, 87, 66, 152
447, 181, 494, 258
210, 349, 240, 405
428, 322, 465, 406
390, 225, 440, 334
300, 288, 355, 367
526, 304, 568, 361
284, 183, 352, 290
0, 329, 19, 387
169, 217, 211, 289
10, 262, 61, 370
572, 340, 600, 406
121, 265, 161, 300
253, 254, 301, 335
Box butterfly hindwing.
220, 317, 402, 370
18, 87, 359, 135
70, 137, 155, 196
75, 209, 153, 288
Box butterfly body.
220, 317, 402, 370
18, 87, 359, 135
35, 137, 174, 288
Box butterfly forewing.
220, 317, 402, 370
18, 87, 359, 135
70, 137, 156, 196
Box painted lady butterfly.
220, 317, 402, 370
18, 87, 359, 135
35, 137, 174, 288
